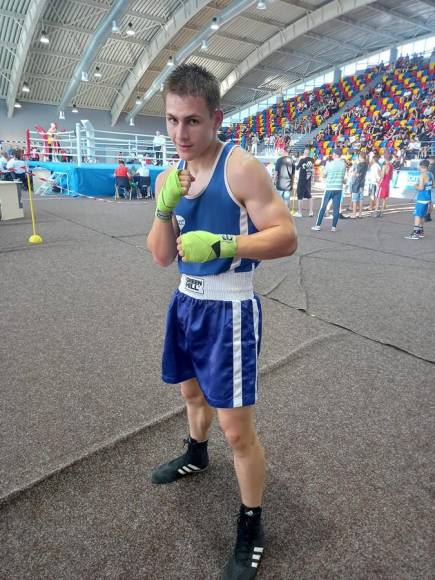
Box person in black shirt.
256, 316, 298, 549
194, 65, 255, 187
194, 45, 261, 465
350, 152, 368, 218
295, 147, 314, 217
274, 146, 295, 205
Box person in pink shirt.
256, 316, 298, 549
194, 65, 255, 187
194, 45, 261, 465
374, 152, 393, 217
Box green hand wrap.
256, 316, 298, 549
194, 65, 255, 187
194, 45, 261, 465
180, 231, 237, 263
156, 169, 183, 215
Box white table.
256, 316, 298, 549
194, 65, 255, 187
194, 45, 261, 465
0, 181, 24, 220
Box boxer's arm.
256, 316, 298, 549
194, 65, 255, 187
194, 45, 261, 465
228, 150, 297, 260
147, 171, 179, 267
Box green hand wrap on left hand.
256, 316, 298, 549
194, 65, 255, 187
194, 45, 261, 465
180, 231, 237, 263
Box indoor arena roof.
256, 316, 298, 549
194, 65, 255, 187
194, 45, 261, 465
1, 0, 434, 125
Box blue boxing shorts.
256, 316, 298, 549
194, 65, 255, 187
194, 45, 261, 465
414, 201, 429, 218
162, 271, 262, 409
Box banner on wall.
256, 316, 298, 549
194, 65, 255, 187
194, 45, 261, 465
390, 168, 420, 199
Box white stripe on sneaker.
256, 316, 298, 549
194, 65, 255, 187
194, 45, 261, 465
182, 466, 192, 473
253, 555, 261, 561
251, 562, 258, 568
177, 469, 185, 475
253, 547, 264, 553
187, 464, 200, 470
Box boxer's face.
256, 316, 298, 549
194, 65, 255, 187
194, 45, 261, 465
165, 93, 223, 161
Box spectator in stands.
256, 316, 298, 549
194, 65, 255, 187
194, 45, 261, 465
312, 148, 346, 232
295, 147, 314, 217
374, 152, 393, 217
350, 152, 368, 219
153, 131, 166, 166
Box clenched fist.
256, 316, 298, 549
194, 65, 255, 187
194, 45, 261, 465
156, 168, 195, 218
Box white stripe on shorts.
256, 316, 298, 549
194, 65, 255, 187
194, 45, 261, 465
251, 298, 260, 400
232, 301, 243, 407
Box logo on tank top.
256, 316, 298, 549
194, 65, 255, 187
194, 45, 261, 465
176, 215, 185, 231
185, 276, 204, 294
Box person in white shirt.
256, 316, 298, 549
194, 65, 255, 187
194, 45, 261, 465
251, 133, 259, 156
153, 131, 166, 166
368, 154, 381, 211
134, 159, 152, 198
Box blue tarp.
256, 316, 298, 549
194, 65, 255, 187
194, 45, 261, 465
27, 161, 165, 197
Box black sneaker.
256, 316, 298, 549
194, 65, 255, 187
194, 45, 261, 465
221, 508, 265, 579
425, 214, 432, 222
151, 438, 209, 484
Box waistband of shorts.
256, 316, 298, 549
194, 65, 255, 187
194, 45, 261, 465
179, 271, 254, 301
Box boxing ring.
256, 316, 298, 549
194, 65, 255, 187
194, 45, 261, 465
26, 121, 174, 198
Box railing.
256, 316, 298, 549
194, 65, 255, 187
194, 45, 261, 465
26, 122, 177, 166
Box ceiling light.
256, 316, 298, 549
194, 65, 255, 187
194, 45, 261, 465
40, 30, 49, 44
81, 71, 89, 82
210, 17, 219, 30
135, 95, 142, 105
22, 81, 30, 93
72, 104, 79, 113
126, 22, 135, 36
201, 39, 208, 51
257, 0, 267, 9
167, 56, 174, 67
59, 110, 65, 120
14, 102, 22, 109
94, 66, 102, 79
111, 20, 120, 34
129, 117, 135, 127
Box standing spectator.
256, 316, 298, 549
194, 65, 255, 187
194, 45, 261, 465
295, 147, 314, 217
350, 152, 368, 218
312, 148, 346, 232
374, 152, 393, 217
274, 145, 295, 204
368, 154, 381, 211
251, 133, 259, 156
153, 131, 166, 166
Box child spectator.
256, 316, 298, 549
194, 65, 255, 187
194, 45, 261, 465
374, 152, 393, 217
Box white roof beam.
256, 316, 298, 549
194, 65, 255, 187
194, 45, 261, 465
110, 0, 210, 126
304, 31, 365, 54
220, 0, 377, 97
277, 47, 336, 66
369, 3, 433, 32
121, 0, 263, 125
6, 0, 50, 118
58, 0, 130, 113
336, 15, 404, 43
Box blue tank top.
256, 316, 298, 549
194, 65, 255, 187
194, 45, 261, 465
416, 171, 433, 203
175, 142, 259, 276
